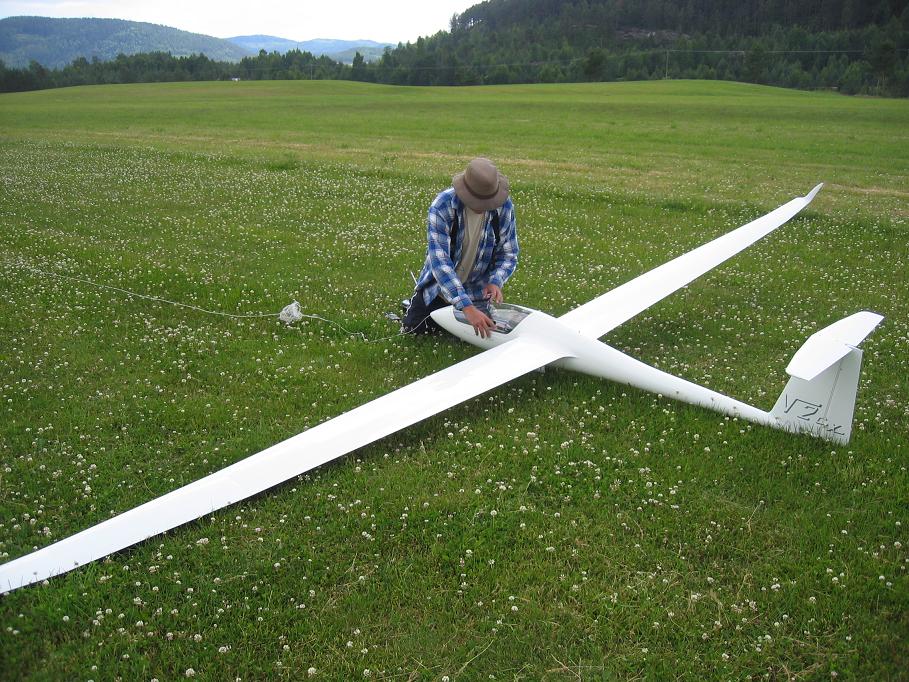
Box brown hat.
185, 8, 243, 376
452, 157, 510, 211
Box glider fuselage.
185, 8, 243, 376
433, 303, 776, 426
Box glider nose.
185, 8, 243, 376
431, 303, 537, 350
431, 305, 493, 348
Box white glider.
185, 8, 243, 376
0, 183, 883, 593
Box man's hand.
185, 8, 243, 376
483, 283, 503, 304
463, 305, 496, 338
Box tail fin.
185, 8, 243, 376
770, 312, 883, 444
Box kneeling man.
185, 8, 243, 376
403, 157, 519, 339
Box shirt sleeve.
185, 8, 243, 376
427, 192, 473, 310
488, 199, 519, 289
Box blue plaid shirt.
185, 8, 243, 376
414, 188, 519, 310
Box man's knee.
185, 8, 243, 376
402, 293, 448, 334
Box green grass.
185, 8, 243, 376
1, 80, 907, 680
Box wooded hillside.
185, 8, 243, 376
453, 0, 905, 35
365, 0, 908, 93
0, 16, 249, 69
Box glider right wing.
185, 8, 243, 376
559, 184, 823, 339
0, 336, 568, 593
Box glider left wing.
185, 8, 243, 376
559, 184, 823, 339
0, 336, 568, 593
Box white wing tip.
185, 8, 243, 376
804, 183, 824, 204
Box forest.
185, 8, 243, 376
1, 0, 907, 95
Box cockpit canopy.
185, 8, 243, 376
453, 302, 532, 334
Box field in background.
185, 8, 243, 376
1, 80, 907, 679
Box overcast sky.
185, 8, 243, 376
0, 0, 478, 43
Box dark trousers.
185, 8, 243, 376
402, 291, 450, 334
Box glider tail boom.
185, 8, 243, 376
769, 311, 883, 444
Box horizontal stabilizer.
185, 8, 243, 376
786, 311, 884, 380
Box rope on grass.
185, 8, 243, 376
17, 263, 426, 343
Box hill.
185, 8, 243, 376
226, 34, 302, 54
227, 35, 392, 62
448, 0, 906, 37
0, 16, 250, 68
329, 46, 390, 64
367, 0, 908, 92
298, 38, 391, 57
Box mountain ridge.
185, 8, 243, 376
225, 35, 392, 62
0, 17, 393, 69
0, 16, 250, 68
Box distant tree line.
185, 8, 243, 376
0, 50, 349, 92
1, 0, 907, 96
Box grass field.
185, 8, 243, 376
1, 80, 907, 680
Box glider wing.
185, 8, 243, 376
559, 184, 823, 339
0, 337, 567, 593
